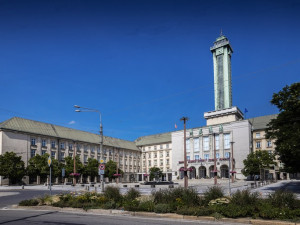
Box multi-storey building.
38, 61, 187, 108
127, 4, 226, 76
0, 117, 140, 185
135, 132, 173, 181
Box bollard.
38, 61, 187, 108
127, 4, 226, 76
95, 187, 97, 193
22, 185, 24, 189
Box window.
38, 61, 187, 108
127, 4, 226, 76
256, 141, 261, 148
60, 142, 65, 149
51, 151, 56, 158
148, 160, 151, 166
30, 149, 36, 158
215, 135, 220, 150
154, 153, 157, 158
160, 145, 163, 149
225, 152, 230, 158
154, 145, 157, 150
42, 150, 47, 155
166, 151, 169, 157
204, 154, 209, 160
84, 155, 88, 163
160, 152, 163, 158
256, 132, 261, 138
31, 138, 36, 146
148, 153, 151, 158
166, 144, 169, 149
97, 147, 100, 153
60, 152, 65, 160
194, 138, 199, 152
42, 139, 46, 147
267, 140, 272, 148
91, 147, 95, 153
195, 155, 199, 160
143, 154, 146, 159
84, 145, 88, 151
154, 160, 157, 166
69, 143, 73, 150
160, 159, 163, 166
166, 159, 169, 165
186, 139, 190, 152
203, 136, 209, 151
268, 150, 273, 155
187, 156, 190, 161
216, 153, 219, 159
69, 153, 73, 157
51, 141, 56, 148
148, 146, 151, 150
224, 133, 230, 149
77, 144, 81, 150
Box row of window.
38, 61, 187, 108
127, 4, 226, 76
186, 134, 231, 152
143, 143, 170, 151
256, 140, 273, 148
143, 151, 170, 159
186, 152, 230, 160
145, 159, 170, 167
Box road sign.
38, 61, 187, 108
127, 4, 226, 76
99, 164, 105, 170
48, 157, 52, 167
100, 170, 105, 175
100, 159, 105, 163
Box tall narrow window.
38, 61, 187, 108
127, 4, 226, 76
215, 135, 220, 150
186, 139, 190, 152
194, 138, 199, 152
195, 155, 199, 160
31, 138, 36, 146
203, 136, 209, 151
42, 139, 46, 147
224, 134, 230, 149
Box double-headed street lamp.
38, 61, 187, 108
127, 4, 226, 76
74, 105, 104, 191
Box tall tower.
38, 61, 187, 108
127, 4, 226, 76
204, 33, 243, 126
210, 34, 233, 110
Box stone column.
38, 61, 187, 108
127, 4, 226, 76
37, 175, 41, 185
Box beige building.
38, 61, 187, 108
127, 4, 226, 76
135, 132, 173, 181
0, 117, 140, 185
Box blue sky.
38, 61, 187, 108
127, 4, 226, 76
0, 0, 299, 141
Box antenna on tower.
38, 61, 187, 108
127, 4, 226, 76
220, 29, 223, 36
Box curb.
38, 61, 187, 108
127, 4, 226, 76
14, 206, 299, 225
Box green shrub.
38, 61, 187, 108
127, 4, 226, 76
177, 206, 214, 216
19, 199, 39, 206
268, 190, 299, 209
125, 188, 141, 201
154, 203, 172, 213
152, 187, 201, 207
215, 204, 252, 218
102, 200, 116, 209
104, 186, 123, 203
203, 186, 224, 204
138, 200, 154, 212
123, 199, 139, 211
230, 190, 260, 206
258, 202, 281, 219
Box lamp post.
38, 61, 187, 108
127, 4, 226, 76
74, 105, 104, 191
180, 116, 189, 189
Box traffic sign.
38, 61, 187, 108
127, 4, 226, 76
99, 164, 105, 170
48, 157, 52, 167
100, 159, 105, 163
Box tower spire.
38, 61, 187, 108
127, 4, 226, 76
220, 29, 223, 36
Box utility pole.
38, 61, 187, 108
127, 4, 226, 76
180, 117, 189, 189
213, 133, 217, 185
230, 141, 235, 183
73, 142, 76, 186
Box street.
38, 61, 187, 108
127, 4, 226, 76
0, 209, 247, 225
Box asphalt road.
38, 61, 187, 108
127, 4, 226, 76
0, 209, 247, 225
0, 190, 67, 208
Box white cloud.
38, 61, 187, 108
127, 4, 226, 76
68, 120, 76, 125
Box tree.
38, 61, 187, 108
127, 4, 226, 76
242, 150, 276, 177
0, 152, 26, 184
266, 82, 300, 173
104, 160, 123, 181
64, 156, 84, 178
149, 167, 162, 181
83, 158, 99, 178
27, 154, 49, 180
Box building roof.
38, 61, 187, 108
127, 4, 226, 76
248, 114, 278, 130
0, 117, 139, 151
135, 132, 171, 146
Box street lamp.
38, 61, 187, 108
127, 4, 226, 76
180, 116, 189, 189
74, 105, 104, 191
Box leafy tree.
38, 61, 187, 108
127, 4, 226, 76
0, 152, 26, 184
83, 158, 99, 178
149, 167, 162, 181
104, 160, 123, 181
266, 82, 300, 173
27, 154, 49, 180
64, 156, 84, 178
242, 150, 276, 177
